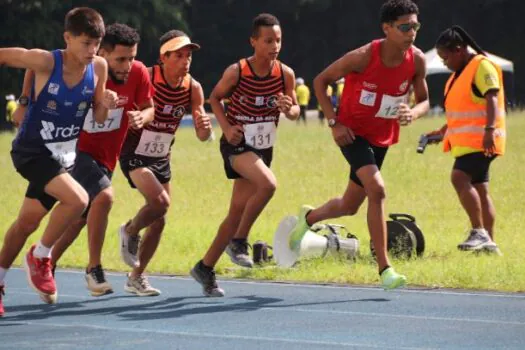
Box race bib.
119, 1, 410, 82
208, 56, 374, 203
375, 93, 408, 119
82, 108, 124, 133
135, 129, 174, 157
45, 139, 78, 168
244, 122, 277, 150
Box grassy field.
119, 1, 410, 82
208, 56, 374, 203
1, 113, 524, 292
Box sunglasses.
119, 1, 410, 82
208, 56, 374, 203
396, 22, 421, 33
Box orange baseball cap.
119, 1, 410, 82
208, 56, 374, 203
160, 36, 200, 55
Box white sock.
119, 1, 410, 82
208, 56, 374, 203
0, 267, 7, 286
33, 241, 52, 259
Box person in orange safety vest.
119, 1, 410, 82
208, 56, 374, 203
425, 25, 505, 254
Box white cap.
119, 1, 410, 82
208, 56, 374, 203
5, 94, 15, 101
296, 77, 304, 85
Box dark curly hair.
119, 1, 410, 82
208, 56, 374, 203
380, 0, 419, 23
101, 23, 140, 51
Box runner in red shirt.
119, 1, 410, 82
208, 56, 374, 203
50, 23, 155, 296
288, 0, 430, 289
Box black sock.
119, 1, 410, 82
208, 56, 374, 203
379, 265, 391, 276
232, 238, 247, 244
199, 260, 213, 271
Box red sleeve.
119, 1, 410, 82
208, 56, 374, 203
135, 62, 154, 105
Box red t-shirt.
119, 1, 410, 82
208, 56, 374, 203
77, 60, 154, 171
338, 39, 415, 147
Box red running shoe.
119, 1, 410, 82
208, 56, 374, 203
24, 244, 57, 304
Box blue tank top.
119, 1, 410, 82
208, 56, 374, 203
13, 50, 95, 168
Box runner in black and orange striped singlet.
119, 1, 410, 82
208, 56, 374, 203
118, 30, 212, 295
190, 13, 300, 297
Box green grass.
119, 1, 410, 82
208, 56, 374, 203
1, 112, 524, 292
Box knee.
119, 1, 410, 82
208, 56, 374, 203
149, 192, 170, 217
365, 183, 386, 203
94, 190, 114, 210
258, 178, 277, 198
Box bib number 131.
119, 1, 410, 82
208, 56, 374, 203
244, 122, 276, 149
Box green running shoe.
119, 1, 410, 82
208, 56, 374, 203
288, 205, 314, 251
380, 267, 407, 290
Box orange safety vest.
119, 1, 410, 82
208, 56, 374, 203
443, 54, 506, 155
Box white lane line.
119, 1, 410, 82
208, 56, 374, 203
9, 267, 525, 299
7, 292, 524, 327
3, 320, 434, 350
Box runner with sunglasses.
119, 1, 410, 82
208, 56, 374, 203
287, 0, 429, 289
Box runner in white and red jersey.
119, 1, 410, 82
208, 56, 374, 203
117, 29, 212, 296
288, 0, 430, 290
50, 23, 155, 296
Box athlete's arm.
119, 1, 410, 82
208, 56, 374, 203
128, 64, 154, 130
209, 63, 244, 145
190, 79, 212, 142
279, 64, 300, 120
127, 98, 154, 130
92, 57, 118, 124
400, 48, 429, 123
12, 69, 34, 127
0, 48, 53, 73
313, 44, 369, 123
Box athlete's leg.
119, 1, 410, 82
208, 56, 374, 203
0, 198, 48, 271
203, 179, 255, 267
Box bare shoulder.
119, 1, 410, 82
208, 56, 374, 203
411, 45, 427, 73
221, 62, 240, 83
93, 56, 108, 73
30, 49, 54, 72
191, 77, 203, 91
280, 62, 295, 78
411, 45, 426, 63
346, 42, 373, 72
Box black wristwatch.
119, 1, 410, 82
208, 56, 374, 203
327, 118, 338, 128
17, 95, 29, 106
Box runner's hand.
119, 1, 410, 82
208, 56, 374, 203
127, 110, 144, 130
195, 111, 212, 131
277, 92, 292, 114
102, 89, 119, 109
225, 124, 244, 145
397, 103, 414, 126
332, 123, 355, 146
483, 129, 496, 157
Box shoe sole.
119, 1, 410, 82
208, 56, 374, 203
124, 285, 161, 297
383, 278, 407, 290
458, 241, 497, 251
89, 288, 114, 297
24, 254, 57, 304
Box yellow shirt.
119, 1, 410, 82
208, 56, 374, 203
451, 59, 502, 157
336, 83, 344, 98
318, 85, 333, 110
296, 84, 310, 106
6, 100, 17, 122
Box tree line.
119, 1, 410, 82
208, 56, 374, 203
1, 0, 522, 125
